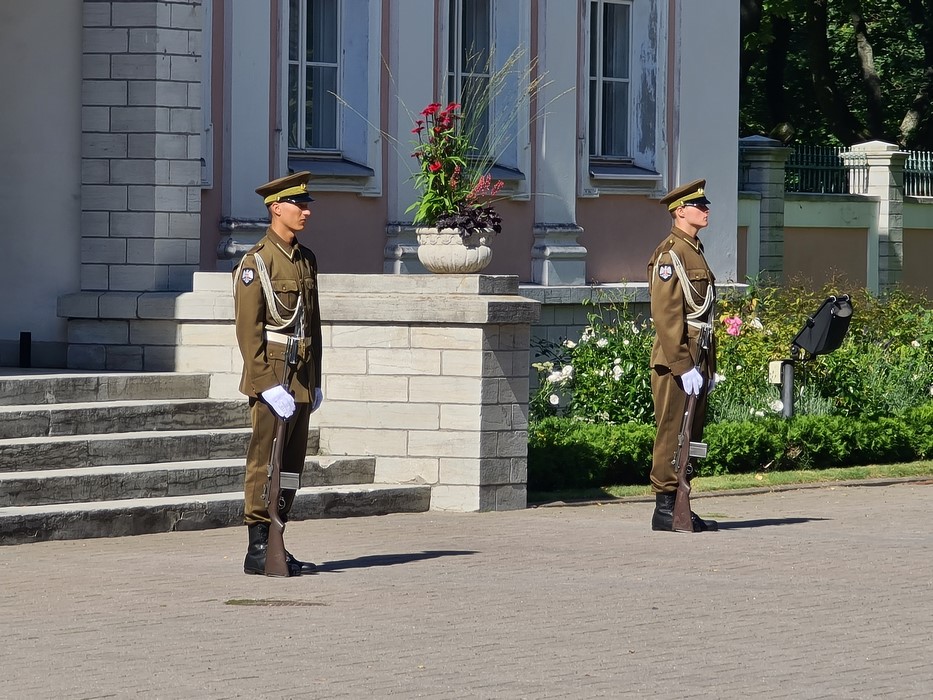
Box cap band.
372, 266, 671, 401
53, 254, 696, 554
667, 188, 706, 211
264, 183, 309, 205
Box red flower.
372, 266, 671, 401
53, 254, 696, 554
421, 103, 442, 116
429, 161, 443, 172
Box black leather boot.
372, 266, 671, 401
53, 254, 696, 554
285, 551, 317, 575
651, 493, 719, 532
651, 492, 676, 531
243, 522, 270, 575
691, 511, 718, 532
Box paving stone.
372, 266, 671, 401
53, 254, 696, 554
0, 482, 930, 698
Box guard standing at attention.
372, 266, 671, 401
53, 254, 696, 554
646, 179, 719, 533
233, 171, 324, 575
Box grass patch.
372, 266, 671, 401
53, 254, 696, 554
528, 460, 933, 504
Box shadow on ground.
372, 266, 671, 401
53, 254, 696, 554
716, 517, 829, 529
315, 549, 478, 573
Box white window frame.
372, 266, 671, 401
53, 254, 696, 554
440, 0, 532, 200
588, 0, 632, 160
278, 0, 382, 196
579, 0, 666, 197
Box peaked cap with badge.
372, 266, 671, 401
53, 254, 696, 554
659, 178, 710, 211
255, 170, 315, 205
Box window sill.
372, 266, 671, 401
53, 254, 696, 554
583, 161, 663, 197
287, 155, 379, 196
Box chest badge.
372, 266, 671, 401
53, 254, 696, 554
658, 263, 673, 281
241, 268, 255, 286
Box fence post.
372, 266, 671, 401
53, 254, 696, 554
738, 136, 792, 284
843, 141, 909, 293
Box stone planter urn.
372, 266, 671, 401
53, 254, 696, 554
415, 227, 496, 274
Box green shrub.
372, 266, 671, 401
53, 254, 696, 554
904, 403, 933, 458
781, 415, 848, 470
528, 418, 654, 490
529, 405, 933, 490
702, 419, 785, 475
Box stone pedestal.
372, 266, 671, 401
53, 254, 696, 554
60, 273, 539, 512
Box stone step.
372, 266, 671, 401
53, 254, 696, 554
0, 399, 249, 439
0, 428, 319, 472
0, 484, 432, 545
0, 455, 377, 506
0, 372, 212, 406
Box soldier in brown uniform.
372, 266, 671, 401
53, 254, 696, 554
647, 179, 718, 532
233, 171, 324, 575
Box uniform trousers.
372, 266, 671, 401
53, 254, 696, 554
243, 397, 311, 525
650, 365, 709, 493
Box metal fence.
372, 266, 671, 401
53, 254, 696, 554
784, 145, 933, 197
784, 145, 866, 194
905, 150, 933, 197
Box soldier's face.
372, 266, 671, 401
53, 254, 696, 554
274, 200, 311, 232
680, 203, 709, 230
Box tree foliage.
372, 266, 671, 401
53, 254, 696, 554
740, 0, 933, 148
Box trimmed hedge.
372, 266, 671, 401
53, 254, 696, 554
528, 403, 933, 490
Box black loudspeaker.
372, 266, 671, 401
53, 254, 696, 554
791, 295, 853, 357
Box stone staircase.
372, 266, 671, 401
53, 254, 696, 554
0, 371, 431, 545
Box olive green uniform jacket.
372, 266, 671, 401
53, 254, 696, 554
233, 228, 322, 401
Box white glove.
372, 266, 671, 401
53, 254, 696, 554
679, 367, 704, 396
261, 385, 296, 419
311, 387, 324, 413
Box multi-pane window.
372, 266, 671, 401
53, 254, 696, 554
588, 0, 632, 159
287, 0, 339, 151
447, 0, 491, 153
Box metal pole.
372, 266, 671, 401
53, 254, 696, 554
781, 359, 794, 418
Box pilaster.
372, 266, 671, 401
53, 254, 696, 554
739, 136, 792, 284
844, 141, 908, 293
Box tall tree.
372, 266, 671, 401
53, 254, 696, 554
740, 0, 933, 148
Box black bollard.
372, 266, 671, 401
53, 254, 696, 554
19, 331, 32, 369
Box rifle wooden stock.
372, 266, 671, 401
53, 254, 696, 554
672, 392, 698, 532
264, 417, 289, 577
264, 335, 298, 577
672, 325, 712, 533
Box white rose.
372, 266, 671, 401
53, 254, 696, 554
549, 394, 560, 406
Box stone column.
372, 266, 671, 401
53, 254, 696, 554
843, 141, 908, 293
738, 136, 792, 284
65, 0, 204, 369
531, 0, 586, 286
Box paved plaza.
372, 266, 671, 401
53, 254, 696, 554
2, 480, 932, 699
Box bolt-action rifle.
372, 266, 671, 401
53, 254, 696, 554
672, 324, 712, 533
264, 335, 300, 577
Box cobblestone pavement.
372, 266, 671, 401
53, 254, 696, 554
2, 481, 932, 699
